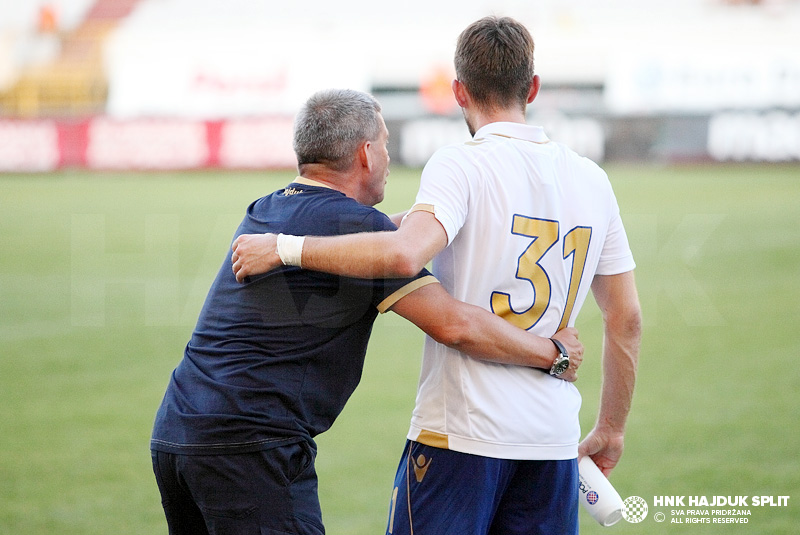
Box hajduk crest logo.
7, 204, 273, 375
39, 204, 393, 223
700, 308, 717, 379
586, 491, 599, 505
622, 496, 649, 523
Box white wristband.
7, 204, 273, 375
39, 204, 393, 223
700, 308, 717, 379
276, 234, 305, 267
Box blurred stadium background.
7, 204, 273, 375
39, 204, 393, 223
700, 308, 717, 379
1, 1, 799, 534
2, 0, 800, 169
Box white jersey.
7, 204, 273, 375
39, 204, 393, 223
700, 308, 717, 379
407, 121, 636, 460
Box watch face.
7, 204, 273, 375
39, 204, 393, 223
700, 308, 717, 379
553, 357, 569, 375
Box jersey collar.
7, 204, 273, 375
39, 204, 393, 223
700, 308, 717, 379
473, 122, 550, 144
291, 176, 334, 189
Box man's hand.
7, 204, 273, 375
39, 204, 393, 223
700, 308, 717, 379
552, 327, 583, 382
231, 233, 281, 283
578, 428, 624, 478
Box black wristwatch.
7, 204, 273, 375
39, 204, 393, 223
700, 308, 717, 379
549, 338, 570, 377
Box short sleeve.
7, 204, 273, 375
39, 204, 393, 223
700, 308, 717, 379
343, 207, 438, 312
596, 195, 636, 275
413, 147, 472, 245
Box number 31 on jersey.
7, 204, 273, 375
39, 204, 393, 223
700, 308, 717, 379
491, 215, 592, 331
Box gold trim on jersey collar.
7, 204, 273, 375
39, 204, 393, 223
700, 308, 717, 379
292, 177, 334, 189
488, 133, 550, 144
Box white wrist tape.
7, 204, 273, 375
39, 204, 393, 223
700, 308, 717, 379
276, 234, 305, 267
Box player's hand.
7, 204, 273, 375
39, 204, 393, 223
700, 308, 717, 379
231, 233, 281, 283
551, 327, 583, 382
578, 428, 624, 477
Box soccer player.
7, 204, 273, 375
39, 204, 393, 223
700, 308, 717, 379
231, 17, 641, 535
151, 88, 583, 535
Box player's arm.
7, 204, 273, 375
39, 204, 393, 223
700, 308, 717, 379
303, 210, 445, 278
387, 281, 584, 380
578, 271, 641, 476
231, 210, 446, 282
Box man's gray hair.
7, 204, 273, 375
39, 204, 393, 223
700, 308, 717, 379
294, 89, 383, 172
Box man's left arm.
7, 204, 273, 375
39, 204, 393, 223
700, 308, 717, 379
386, 281, 585, 380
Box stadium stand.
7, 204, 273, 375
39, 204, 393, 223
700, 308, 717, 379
0, 0, 799, 169
0, 0, 140, 117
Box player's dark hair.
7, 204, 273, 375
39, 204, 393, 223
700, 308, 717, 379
294, 89, 382, 172
455, 16, 535, 113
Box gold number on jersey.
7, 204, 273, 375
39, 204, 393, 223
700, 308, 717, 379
491, 216, 558, 330
559, 226, 592, 330
491, 216, 591, 331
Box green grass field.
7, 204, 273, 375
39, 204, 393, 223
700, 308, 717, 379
1, 164, 798, 534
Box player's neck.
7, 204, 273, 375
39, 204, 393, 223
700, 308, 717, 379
466, 107, 527, 134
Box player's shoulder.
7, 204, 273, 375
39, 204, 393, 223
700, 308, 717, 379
551, 140, 609, 179
430, 139, 477, 160
424, 138, 488, 176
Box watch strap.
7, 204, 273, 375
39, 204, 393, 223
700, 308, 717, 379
550, 337, 568, 358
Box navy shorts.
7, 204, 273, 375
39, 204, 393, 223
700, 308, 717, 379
151, 440, 324, 535
386, 440, 578, 535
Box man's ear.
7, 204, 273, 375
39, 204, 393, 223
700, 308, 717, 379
358, 140, 371, 170
527, 74, 541, 104
452, 79, 469, 108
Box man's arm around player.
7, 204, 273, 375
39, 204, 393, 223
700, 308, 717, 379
389, 281, 584, 381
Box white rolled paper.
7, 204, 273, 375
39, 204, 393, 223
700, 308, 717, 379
578, 456, 624, 527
